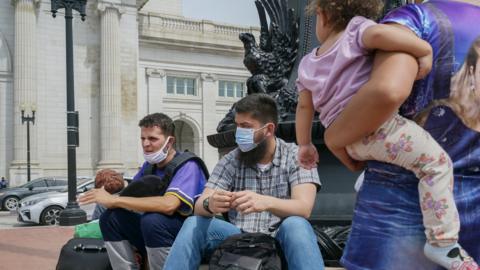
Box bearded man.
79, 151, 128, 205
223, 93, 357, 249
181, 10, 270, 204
163, 93, 324, 270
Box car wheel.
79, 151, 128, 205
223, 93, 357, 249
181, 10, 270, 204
3, 196, 19, 211
40, 206, 64, 225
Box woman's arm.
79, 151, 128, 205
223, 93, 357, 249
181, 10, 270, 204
324, 51, 418, 151
363, 24, 432, 79
363, 24, 431, 59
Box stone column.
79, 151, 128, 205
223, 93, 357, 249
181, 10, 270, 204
97, 2, 124, 169
200, 73, 218, 171
0, 34, 13, 181
11, 0, 39, 185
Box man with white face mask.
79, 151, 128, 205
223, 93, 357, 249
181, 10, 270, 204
164, 94, 324, 270
79, 113, 207, 270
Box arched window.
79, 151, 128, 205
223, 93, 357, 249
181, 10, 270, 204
173, 120, 198, 155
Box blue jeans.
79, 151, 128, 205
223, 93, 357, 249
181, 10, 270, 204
163, 216, 324, 270
342, 163, 480, 270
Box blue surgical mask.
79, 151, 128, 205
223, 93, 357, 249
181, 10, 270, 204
235, 125, 267, 152
143, 136, 171, 164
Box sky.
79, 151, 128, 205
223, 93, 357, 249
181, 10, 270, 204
183, 0, 260, 27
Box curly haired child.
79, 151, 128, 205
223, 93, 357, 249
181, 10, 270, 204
94, 169, 125, 194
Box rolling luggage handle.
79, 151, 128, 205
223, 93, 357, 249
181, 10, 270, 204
57, 238, 112, 270
235, 239, 275, 249
73, 243, 107, 253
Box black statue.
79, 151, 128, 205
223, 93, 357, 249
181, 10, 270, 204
217, 0, 299, 133
240, 0, 298, 94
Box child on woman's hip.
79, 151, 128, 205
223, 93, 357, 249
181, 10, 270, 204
295, 1, 478, 269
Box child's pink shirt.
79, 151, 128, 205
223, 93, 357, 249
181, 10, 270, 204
296, 16, 377, 127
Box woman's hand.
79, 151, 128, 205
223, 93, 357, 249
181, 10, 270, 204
416, 49, 433, 80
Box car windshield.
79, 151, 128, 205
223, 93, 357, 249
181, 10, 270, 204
18, 180, 40, 188
59, 178, 92, 192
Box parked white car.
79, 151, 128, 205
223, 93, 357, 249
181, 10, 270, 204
17, 178, 97, 225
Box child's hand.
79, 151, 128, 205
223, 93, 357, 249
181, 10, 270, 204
416, 51, 432, 80
298, 143, 319, 170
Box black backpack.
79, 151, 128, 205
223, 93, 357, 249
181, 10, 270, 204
313, 225, 351, 267
120, 151, 209, 197
209, 233, 287, 270
56, 238, 112, 270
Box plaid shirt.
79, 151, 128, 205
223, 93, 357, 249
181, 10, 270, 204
206, 138, 321, 234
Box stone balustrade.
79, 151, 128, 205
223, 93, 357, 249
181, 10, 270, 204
140, 13, 258, 35
138, 12, 260, 50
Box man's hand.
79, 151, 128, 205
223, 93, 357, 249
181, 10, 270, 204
328, 146, 365, 172
209, 189, 233, 213
298, 143, 319, 170
77, 186, 116, 209
416, 50, 432, 80
231, 190, 269, 215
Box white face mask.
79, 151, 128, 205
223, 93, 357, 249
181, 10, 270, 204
143, 136, 171, 164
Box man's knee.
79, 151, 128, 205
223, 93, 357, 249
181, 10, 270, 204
100, 208, 129, 227
99, 209, 131, 241
169, 215, 212, 242
281, 216, 311, 230
140, 213, 185, 247
183, 215, 211, 227
99, 208, 117, 232
279, 216, 315, 239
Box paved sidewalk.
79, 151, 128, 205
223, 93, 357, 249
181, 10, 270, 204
0, 226, 74, 269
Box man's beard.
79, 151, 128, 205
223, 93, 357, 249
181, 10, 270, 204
237, 139, 268, 168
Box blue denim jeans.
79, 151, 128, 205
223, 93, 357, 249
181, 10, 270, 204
163, 215, 324, 270
341, 163, 480, 270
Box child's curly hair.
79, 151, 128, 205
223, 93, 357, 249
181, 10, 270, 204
307, 0, 384, 31
95, 169, 125, 194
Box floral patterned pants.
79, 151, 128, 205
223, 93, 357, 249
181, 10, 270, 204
346, 114, 459, 247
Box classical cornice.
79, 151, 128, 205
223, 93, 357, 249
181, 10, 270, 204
97, 1, 126, 15
11, 0, 40, 8
200, 73, 217, 82
145, 68, 166, 78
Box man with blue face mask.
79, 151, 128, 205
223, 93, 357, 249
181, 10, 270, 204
163, 94, 324, 270
79, 113, 207, 270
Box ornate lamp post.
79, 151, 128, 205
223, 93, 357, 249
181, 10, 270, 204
20, 103, 36, 182
51, 0, 87, 226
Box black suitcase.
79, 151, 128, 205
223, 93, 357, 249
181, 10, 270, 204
56, 238, 112, 270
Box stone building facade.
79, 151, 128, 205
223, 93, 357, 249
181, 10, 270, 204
0, 0, 258, 186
